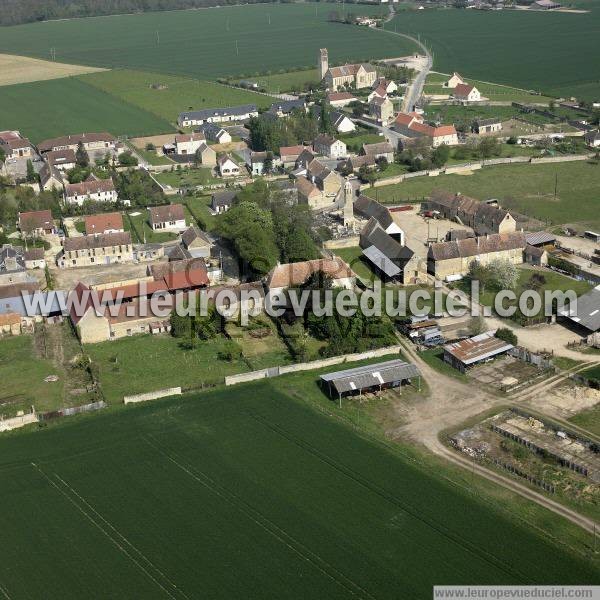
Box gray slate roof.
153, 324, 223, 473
560, 286, 600, 332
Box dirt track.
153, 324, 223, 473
392, 335, 600, 534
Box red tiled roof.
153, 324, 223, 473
454, 83, 474, 97
327, 92, 356, 102
279, 145, 308, 157
267, 257, 355, 289
65, 178, 115, 197
85, 212, 124, 235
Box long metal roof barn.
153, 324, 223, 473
444, 331, 514, 366
559, 285, 600, 332
321, 359, 421, 395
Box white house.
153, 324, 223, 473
174, 133, 205, 155
197, 123, 232, 144
453, 84, 481, 103
177, 105, 258, 127
313, 134, 347, 159
64, 178, 118, 206
331, 111, 356, 134
372, 77, 398, 95
584, 130, 600, 148
218, 155, 240, 177
148, 204, 186, 232
444, 72, 465, 89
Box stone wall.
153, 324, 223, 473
123, 387, 182, 404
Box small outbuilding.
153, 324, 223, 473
443, 331, 514, 373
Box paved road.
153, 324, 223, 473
354, 117, 404, 148
381, 5, 433, 112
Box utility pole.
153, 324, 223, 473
554, 172, 558, 200
156, 31, 160, 45
235, 40, 239, 56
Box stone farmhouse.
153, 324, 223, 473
427, 232, 527, 280
426, 190, 517, 236
37, 132, 116, 154
64, 178, 118, 206
149, 204, 186, 232
57, 232, 133, 268
295, 159, 342, 210
0, 245, 41, 285
39, 164, 64, 192
369, 96, 395, 126
177, 104, 258, 127
394, 112, 458, 147
181, 225, 213, 258
319, 48, 377, 91
0, 131, 33, 160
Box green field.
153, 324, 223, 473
154, 168, 222, 190
0, 77, 173, 143
235, 68, 321, 94
392, 8, 600, 101
366, 161, 600, 230
0, 377, 597, 598
0, 4, 419, 80
82, 69, 272, 122
424, 72, 554, 104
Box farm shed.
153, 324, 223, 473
320, 359, 421, 403
559, 285, 600, 333
443, 331, 514, 373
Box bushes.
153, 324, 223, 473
495, 327, 518, 346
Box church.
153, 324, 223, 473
319, 48, 377, 92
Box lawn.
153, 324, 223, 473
391, 8, 600, 101
0, 4, 419, 80
0, 77, 173, 143
81, 69, 272, 122
365, 161, 600, 231
124, 210, 180, 243
339, 128, 387, 153
570, 402, 600, 437
154, 168, 222, 190
185, 194, 218, 231
332, 246, 380, 283
234, 68, 321, 94
424, 73, 554, 104
419, 347, 468, 381
86, 334, 252, 402
0, 377, 597, 598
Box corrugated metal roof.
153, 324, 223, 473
444, 331, 514, 365
560, 285, 600, 332
321, 359, 420, 394
525, 231, 556, 246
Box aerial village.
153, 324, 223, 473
1, 44, 600, 477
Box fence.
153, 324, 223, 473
508, 346, 554, 370
0, 410, 37, 432
38, 400, 107, 421
224, 345, 404, 386
123, 387, 182, 404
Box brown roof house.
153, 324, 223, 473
149, 204, 186, 232
57, 231, 133, 269
369, 96, 395, 126
18, 210, 56, 236
362, 141, 395, 162
427, 231, 526, 280
313, 134, 347, 159
266, 257, 356, 295
295, 159, 342, 210
85, 212, 124, 235
181, 225, 213, 258
38, 132, 116, 154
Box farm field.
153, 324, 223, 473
81, 69, 272, 122
0, 4, 419, 80
0, 77, 173, 143
0, 378, 597, 598
392, 8, 600, 101
365, 161, 600, 230
0, 53, 105, 86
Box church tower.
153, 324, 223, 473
319, 48, 329, 81
343, 179, 355, 230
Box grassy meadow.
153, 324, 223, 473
0, 77, 173, 143
365, 161, 600, 230
0, 378, 597, 598
81, 69, 272, 122
0, 4, 418, 80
